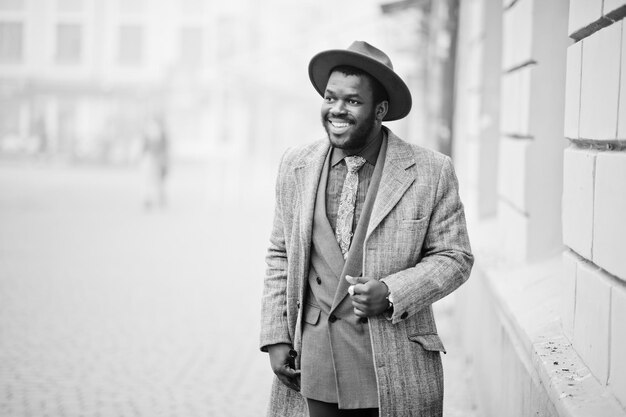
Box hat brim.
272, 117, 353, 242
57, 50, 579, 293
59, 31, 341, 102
308, 49, 412, 121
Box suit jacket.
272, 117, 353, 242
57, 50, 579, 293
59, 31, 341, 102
260, 128, 474, 417
299, 136, 386, 407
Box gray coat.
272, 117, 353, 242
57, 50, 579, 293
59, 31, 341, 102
259, 129, 474, 417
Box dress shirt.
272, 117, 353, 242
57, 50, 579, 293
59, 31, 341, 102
325, 131, 384, 233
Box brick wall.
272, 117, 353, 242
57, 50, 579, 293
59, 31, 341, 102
453, 0, 626, 415
498, 0, 569, 263
562, 0, 626, 407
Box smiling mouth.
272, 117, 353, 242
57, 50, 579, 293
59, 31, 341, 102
330, 120, 350, 128
328, 119, 353, 133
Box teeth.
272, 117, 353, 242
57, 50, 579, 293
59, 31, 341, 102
331, 121, 350, 128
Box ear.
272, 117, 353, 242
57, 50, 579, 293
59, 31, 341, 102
375, 101, 389, 121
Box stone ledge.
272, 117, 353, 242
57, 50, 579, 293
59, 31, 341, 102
570, 16, 614, 41
534, 336, 624, 417
473, 254, 625, 416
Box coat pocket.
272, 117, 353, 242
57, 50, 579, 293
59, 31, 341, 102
303, 304, 321, 325
408, 333, 447, 354
400, 217, 429, 226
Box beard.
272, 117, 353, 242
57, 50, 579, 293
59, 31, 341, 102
322, 108, 378, 151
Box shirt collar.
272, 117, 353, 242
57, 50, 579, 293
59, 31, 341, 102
330, 129, 385, 167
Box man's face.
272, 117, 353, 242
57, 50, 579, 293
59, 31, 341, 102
321, 71, 379, 150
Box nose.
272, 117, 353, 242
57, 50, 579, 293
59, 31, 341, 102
329, 100, 347, 115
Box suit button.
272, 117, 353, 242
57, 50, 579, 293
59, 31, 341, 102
329, 314, 338, 323
283, 310, 287, 317
400, 312, 408, 320
296, 301, 300, 309
359, 317, 368, 324
316, 277, 322, 285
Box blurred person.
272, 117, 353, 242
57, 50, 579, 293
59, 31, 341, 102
260, 41, 473, 417
140, 114, 169, 210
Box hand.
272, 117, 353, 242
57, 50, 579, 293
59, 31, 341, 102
346, 275, 389, 317
267, 343, 300, 391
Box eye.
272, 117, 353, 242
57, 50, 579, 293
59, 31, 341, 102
324, 96, 335, 103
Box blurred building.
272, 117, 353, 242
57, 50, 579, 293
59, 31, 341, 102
452, 0, 626, 416
0, 0, 456, 165
0, 0, 460, 204
0, 0, 220, 163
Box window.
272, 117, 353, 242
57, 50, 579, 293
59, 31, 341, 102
216, 17, 235, 60
118, 25, 143, 66
119, 0, 144, 15
0, 21, 22, 63
55, 23, 82, 64
56, 0, 83, 13
179, 26, 203, 68
180, 0, 204, 15
0, 0, 24, 11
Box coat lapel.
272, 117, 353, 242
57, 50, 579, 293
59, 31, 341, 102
293, 140, 331, 292
311, 149, 345, 279
366, 129, 416, 242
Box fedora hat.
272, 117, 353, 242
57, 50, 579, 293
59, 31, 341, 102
308, 41, 412, 121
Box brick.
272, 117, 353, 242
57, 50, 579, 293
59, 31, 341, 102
617, 21, 626, 141
573, 262, 611, 384
518, 67, 531, 137
500, 67, 531, 136
610, 284, 626, 408
500, 72, 515, 134
568, 0, 603, 37
562, 148, 596, 259
579, 23, 621, 140
498, 137, 530, 212
525, 0, 570, 142
564, 42, 582, 139
502, 0, 533, 70
593, 152, 626, 281
562, 251, 578, 341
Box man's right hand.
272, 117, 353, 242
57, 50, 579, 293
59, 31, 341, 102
268, 343, 301, 391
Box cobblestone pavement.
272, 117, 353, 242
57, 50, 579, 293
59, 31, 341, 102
0, 161, 480, 417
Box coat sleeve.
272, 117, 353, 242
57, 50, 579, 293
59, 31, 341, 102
259, 150, 293, 351
381, 156, 474, 324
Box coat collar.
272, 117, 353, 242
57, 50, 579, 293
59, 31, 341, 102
366, 128, 416, 240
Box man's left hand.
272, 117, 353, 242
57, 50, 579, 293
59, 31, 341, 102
346, 275, 389, 317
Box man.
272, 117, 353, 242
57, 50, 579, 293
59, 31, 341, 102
260, 41, 473, 417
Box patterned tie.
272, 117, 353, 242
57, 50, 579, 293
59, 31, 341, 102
335, 156, 367, 258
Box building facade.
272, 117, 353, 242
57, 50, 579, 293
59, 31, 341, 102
453, 0, 626, 415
